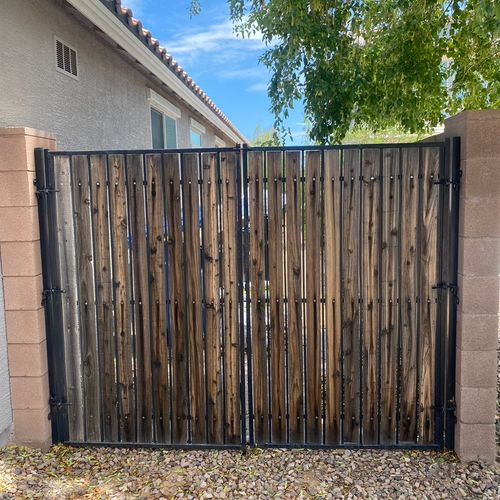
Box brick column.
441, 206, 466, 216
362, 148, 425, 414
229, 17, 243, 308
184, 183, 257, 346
0, 127, 56, 449
443, 110, 500, 463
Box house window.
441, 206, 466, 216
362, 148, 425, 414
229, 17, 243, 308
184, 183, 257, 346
190, 118, 206, 147
55, 38, 78, 79
148, 89, 180, 149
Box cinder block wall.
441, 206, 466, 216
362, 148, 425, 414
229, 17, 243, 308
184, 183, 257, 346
443, 110, 500, 463
0, 127, 56, 449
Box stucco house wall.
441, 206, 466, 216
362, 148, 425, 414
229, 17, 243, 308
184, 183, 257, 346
0, 259, 13, 447
0, 0, 233, 150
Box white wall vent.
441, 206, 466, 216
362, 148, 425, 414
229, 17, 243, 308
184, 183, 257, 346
55, 38, 78, 79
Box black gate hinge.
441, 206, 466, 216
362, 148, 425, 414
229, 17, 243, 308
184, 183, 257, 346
432, 282, 459, 304
33, 179, 59, 199
48, 397, 71, 420
42, 288, 65, 306
433, 173, 461, 190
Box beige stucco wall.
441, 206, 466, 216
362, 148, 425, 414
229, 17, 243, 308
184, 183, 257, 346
0, 0, 232, 150
0, 258, 13, 446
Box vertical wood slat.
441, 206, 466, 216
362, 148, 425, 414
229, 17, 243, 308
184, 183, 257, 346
248, 152, 268, 444
109, 154, 136, 442
342, 149, 361, 444
324, 150, 342, 445
400, 148, 419, 443
221, 152, 241, 444
419, 147, 439, 444
182, 153, 206, 443
202, 153, 224, 444
71, 155, 101, 441
146, 154, 170, 443
127, 154, 153, 443
164, 153, 189, 444
267, 152, 286, 444
304, 151, 322, 444
54, 155, 84, 442
90, 155, 118, 442
360, 149, 381, 445
285, 151, 303, 444
380, 149, 400, 444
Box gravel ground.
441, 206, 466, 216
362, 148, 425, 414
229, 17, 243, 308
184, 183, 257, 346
0, 445, 499, 499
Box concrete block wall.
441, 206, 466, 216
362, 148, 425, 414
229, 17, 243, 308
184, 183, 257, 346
0, 127, 55, 448
443, 110, 500, 463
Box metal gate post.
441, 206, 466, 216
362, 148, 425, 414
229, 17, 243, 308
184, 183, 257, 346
34, 148, 69, 443
445, 137, 461, 450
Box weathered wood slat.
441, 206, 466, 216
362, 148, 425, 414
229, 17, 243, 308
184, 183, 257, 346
71, 155, 101, 441
146, 154, 170, 443
248, 152, 268, 444
360, 149, 381, 445
90, 155, 118, 442
400, 148, 419, 443
304, 151, 322, 444
342, 149, 361, 444
164, 153, 189, 444
54, 155, 84, 442
108, 154, 135, 442
267, 151, 286, 444
202, 153, 224, 444
285, 151, 303, 444
221, 152, 241, 444
323, 149, 342, 445
182, 153, 206, 443
380, 149, 400, 444
419, 147, 439, 444
127, 154, 153, 443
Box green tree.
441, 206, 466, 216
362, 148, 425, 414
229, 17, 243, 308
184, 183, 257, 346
251, 124, 282, 146
193, 0, 499, 142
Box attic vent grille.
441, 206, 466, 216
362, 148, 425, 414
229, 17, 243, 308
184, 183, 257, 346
55, 38, 78, 78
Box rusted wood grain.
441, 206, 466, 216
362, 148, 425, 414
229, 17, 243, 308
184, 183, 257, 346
360, 149, 381, 445
380, 149, 400, 445
146, 154, 170, 443
71, 155, 101, 441
266, 151, 286, 444
164, 153, 189, 444
304, 151, 322, 444
54, 155, 84, 442
89, 155, 118, 442
285, 151, 303, 444
323, 149, 342, 445
220, 152, 241, 444
201, 153, 224, 444
399, 148, 419, 443
248, 152, 269, 444
182, 153, 206, 443
127, 154, 153, 443
108, 154, 136, 442
418, 147, 439, 444
342, 149, 361, 444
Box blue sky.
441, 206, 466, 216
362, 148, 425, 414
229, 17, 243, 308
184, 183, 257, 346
123, 0, 306, 143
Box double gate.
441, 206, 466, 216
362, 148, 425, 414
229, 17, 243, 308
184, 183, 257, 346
35, 139, 460, 450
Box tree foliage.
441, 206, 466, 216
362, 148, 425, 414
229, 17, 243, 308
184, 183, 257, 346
195, 0, 499, 142
251, 124, 282, 145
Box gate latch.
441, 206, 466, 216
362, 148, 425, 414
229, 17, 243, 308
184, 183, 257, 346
48, 397, 71, 420
432, 282, 459, 304
446, 397, 457, 424
41, 288, 65, 306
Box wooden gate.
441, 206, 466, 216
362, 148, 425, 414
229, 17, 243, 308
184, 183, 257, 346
35, 140, 460, 449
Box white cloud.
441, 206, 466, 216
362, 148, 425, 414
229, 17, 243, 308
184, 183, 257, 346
162, 20, 266, 67
246, 82, 268, 92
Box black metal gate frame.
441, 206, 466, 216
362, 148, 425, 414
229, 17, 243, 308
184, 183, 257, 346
35, 139, 461, 451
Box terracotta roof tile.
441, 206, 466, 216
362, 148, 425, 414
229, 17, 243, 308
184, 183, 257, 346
101, 0, 241, 137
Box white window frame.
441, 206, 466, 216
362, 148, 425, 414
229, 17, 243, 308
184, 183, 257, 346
190, 118, 205, 147
214, 135, 226, 148
149, 89, 180, 149
54, 36, 79, 81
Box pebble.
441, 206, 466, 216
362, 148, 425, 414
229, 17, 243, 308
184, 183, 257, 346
0, 445, 498, 498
